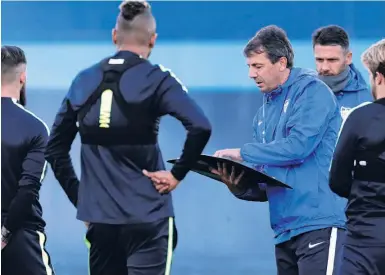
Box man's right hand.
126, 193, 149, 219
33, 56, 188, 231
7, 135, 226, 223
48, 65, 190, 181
143, 170, 180, 194
210, 162, 245, 191
1, 226, 11, 250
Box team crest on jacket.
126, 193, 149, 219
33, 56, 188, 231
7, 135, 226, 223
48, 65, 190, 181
283, 99, 290, 113
340, 106, 352, 121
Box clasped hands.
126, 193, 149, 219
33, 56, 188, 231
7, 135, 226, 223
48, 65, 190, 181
143, 170, 180, 194
143, 148, 244, 193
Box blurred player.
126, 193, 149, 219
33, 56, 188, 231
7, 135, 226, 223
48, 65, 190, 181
312, 25, 372, 121
1, 45, 55, 275
213, 25, 345, 275
330, 39, 385, 275
45, 1, 211, 275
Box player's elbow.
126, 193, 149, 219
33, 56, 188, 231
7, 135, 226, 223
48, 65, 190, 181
285, 138, 317, 163
19, 177, 41, 193
271, 148, 307, 166
44, 143, 57, 164
329, 178, 350, 199
192, 117, 212, 138
287, 151, 308, 164
329, 184, 348, 199
199, 121, 212, 139
44, 146, 53, 162
329, 175, 350, 198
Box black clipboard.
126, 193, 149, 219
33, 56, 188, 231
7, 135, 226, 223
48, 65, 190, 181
167, 154, 292, 189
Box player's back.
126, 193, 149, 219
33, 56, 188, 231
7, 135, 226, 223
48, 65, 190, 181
345, 98, 385, 244
53, 51, 211, 225
1, 97, 47, 231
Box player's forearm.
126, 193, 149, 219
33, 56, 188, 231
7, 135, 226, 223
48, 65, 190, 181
4, 185, 38, 232
45, 153, 79, 207
171, 117, 212, 181
329, 163, 352, 199
329, 180, 351, 199
241, 141, 306, 167
45, 95, 79, 206
329, 136, 355, 199
159, 78, 212, 180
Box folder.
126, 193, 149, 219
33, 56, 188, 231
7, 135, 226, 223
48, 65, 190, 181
167, 154, 292, 189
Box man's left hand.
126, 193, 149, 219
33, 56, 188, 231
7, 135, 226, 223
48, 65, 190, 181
210, 162, 245, 190
214, 148, 243, 162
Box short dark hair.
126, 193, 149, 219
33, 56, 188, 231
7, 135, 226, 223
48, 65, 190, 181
312, 25, 350, 50
243, 25, 294, 69
1, 45, 27, 83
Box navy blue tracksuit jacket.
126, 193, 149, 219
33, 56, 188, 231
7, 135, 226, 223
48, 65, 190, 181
45, 50, 212, 225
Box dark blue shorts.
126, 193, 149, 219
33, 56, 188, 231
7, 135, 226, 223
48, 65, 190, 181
85, 217, 177, 275
338, 243, 385, 275
275, 227, 345, 275
1, 228, 55, 275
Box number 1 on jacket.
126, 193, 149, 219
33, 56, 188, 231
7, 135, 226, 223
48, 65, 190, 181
99, 89, 113, 128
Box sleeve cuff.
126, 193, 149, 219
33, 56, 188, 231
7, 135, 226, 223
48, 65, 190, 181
170, 165, 188, 182
240, 145, 251, 163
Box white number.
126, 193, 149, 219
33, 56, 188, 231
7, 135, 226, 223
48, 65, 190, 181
99, 89, 113, 128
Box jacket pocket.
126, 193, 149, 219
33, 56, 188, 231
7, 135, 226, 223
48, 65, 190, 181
267, 185, 294, 230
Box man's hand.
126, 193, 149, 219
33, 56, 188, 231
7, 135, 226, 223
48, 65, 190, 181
213, 148, 243, 162
2, 240, 7, 250
210, 162, 245, 190
1, 226, 11, 250
143, 170, 180, 194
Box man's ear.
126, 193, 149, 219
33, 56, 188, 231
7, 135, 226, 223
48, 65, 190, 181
149, 33, 158, 49
20, 71, 26, 85
346, 51, 353, 65
112, 28, 118, 46
375, 71, 384, 85
278, 56, 288, 72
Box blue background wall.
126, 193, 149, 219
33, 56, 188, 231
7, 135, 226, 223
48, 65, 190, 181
2, 1, 385, 274
3, 1, 384, 42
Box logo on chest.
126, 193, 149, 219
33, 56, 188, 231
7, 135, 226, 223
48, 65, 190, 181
340, 106, 352, 121
283, 99, 290, 113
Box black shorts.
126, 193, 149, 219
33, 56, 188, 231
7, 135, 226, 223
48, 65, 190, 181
1, 228, 55, 275
338, 243, 385, 275
275, 227, 345, 275
85, 217, 177, 275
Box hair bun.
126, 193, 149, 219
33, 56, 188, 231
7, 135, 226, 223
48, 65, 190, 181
120, 1, 149, 21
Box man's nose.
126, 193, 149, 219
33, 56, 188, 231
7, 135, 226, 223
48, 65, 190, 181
249, 67, 258, 78
320, 62, 330, 74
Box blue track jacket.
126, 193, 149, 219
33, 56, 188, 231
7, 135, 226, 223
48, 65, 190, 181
239, 68, 346, 244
